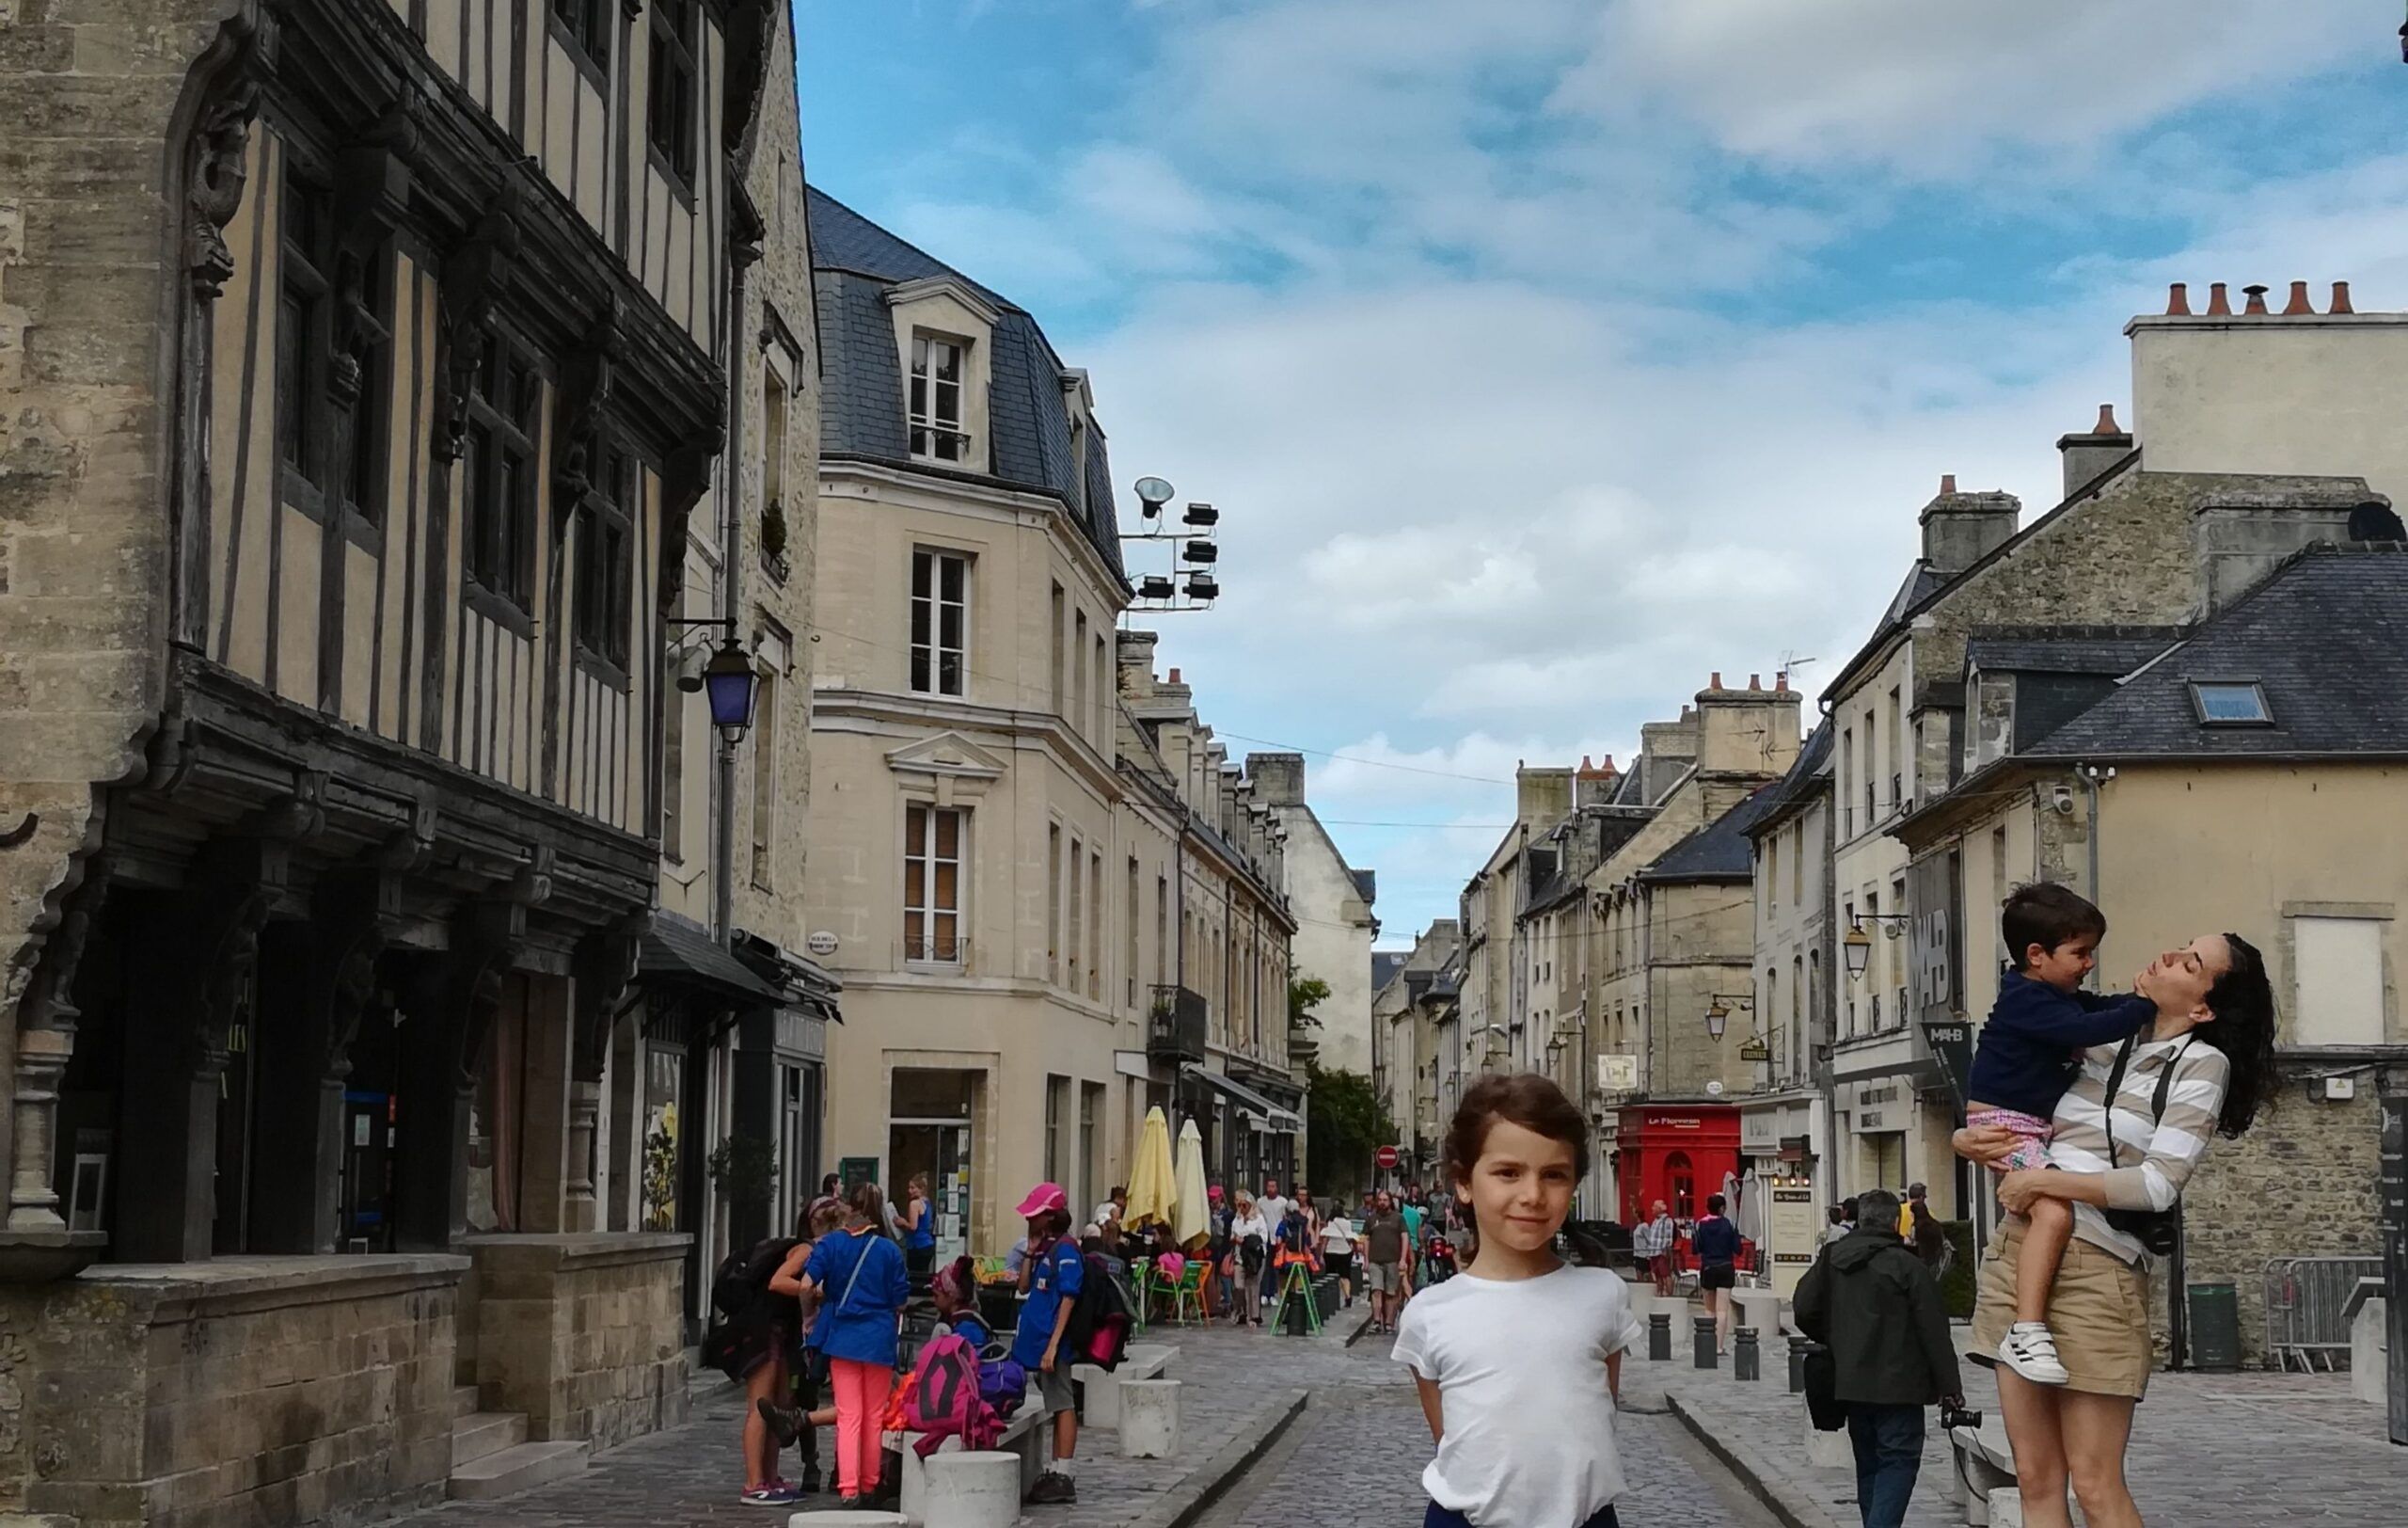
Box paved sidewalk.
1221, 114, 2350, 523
1624, 1297, 2402, 1528
385, 1308, 1369, 1528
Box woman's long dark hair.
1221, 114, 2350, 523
2198, 932, 2278, 1138
1909, 1200, 1946, 1269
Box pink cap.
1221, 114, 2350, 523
1015, 1182, 1069, 1218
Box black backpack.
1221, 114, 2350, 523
711, 1235, 799, 1319
1060, 1249, 1136, 1371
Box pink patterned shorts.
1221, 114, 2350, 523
1967, 1106, 2053, 1173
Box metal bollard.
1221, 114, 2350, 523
1649, 1311, 1671, 1361
1734, 1326, 1760, 1381
1693, 1315, 1719, 1370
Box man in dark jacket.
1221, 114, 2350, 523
1794, 1187, 1962, 1528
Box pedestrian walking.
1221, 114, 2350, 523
794, 1181, 911, 1509
1320, 1199, 1358, 1308
1395, 1074, 1640, 1528
1822, 1204, 1852, 1248
1793, 1187, 1962, 1528
1256, 1178, 1293, 1310
1363, 1191, 1408, 1334
1228, 1190, 1270, 1328
707, 1220, 805, 1505
1692, 1193, 1741, 1355
1633, 1200, 1676, 1295
901, 1172, 937, 1280
1013, 1182, 1085, 1504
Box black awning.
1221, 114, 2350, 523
732, 929, 845, 1023
639, 915, 787, 1007
1182, 1065, 1303, 1133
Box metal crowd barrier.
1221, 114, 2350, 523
2263, 1256, 2384, 1372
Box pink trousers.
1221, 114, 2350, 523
829, 1358, 893, 1497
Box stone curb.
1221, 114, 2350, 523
1665, 1393, 1848, 1528
1129, 1387, 1309, 1528
1342, 1312, 1380, 1348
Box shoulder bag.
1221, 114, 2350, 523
2097, 1033, 2194, 1257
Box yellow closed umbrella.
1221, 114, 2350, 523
1173, 1117, 1210, 1249
1125, 1105, 1178, 1232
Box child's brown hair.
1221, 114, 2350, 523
1444, 1073, 1590, 1187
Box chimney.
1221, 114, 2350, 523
2331, 281, 2355, 314
2056, 402, 2134, 501
2242, 283, 2270, 315
2205, 281, 2231, 316
1693, 676, 1804, 778
1167, 667, 1180, 684
1244, 752, 1307, 808
1920, 477, 2022, 574
2283, 280, 2313, 316
2164, 282, 2191, 316
1514, 764, 1575, 828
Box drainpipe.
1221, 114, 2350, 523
715, 230, 758, 947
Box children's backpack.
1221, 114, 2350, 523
901, 1333, 1002, 1458
1061, 1249, 1136, 1370
710, 1235, 799, 1318
978, 1354, 1028, 1419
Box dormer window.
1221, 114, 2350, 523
2191, 680, 2272, 726
911, 333, 969, 464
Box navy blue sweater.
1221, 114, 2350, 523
1967, 968, 2155, 1118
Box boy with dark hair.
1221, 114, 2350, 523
1968, 882, 2154, 1386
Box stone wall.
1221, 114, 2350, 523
0, 1255, 464, 1528
2163, 1081, 2384, 1366
465, 1233, 691, 1450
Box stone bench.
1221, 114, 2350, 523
1731, 1287, 1782, 1338
886, 1406, 1043, 1524
1947, 1421, 2019, 1526
1071, 1341, 1178, 1429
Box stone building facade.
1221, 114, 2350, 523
1247, 751, 1377, 1094
799, 191, 1297, 1254
0, 0, 793, 1518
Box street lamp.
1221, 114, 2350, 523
1704, 1001, 1730, 1043
1842, 913, 1910, 982
701, 637, 758, 742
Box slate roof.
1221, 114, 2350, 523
1371, 952, 1409, 994
2027, 545, 2408, 757
1965, 629, 2182, 676
1352, 869, 1378, 906
1746, 720, 1833, 838
807, 187, 1126, 582
1640, 785, 1784, 883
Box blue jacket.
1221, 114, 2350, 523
1692, 1214, 1742, 1265
1012, 1239, 1085, 1370
1968, 968, 2155, 1119
804, 1228, 911, 1367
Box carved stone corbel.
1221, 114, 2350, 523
434, 171, 527, 463
182, 2, 281, 303
552, 294, 623, 536
656, 409, 723, 613
7, 866, 111, 1232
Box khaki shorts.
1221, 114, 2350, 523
1367, 1261, 1401, 1295
1971, 1219, 2154, 1399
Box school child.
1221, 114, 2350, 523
1393, 1074, 1642, 1528
759, 1197, 851, 1494
793, 1182, 911, 1508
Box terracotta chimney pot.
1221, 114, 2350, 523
1775, 674, 1790, 693
2165, 281, 2191, 315
1709, 672, 1723, 691
2095, 403, 2122, 435
1940, 473, 1957, 495
2206, 281, 2232, 316
1749, 674, 1762, 691
2331, 281, 2355, 314
1167, 667, 1180, 683
2242, 283, 2271, 315
2283, 280, 2313, 315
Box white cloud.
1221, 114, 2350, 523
1568, 0, 2368, 173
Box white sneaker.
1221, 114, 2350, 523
1999, 1322, 2069, 1385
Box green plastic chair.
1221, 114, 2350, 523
1145, 1259, 1205, 1327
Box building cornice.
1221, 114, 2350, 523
819, 454, 1133, 602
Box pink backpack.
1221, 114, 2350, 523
901, 1333, 1002, 1459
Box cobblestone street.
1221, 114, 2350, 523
383, 1309, 1783, 1528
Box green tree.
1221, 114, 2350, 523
1305, 1062, 1394, 1195
1288, 975, 1329, 1031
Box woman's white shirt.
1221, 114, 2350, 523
1230, 1211, 1269, 1243
1321, 1217, 1356, 1251
1393, 1264, 1641, 1528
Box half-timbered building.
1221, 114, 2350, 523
0, 0, 792, 1519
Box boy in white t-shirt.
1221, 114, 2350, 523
1393, 1074, 1640, 1528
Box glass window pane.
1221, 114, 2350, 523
935, 342, 960, 385
941, 556, 963, 602
933, 861, 957, 910
938, 652, 962, 692
910, 373, 927, 421
912, 551, 931, 598
911, 649, 930, 691
934, 378, 959, 424
934, 915, 958, 960
934, 809, 958, 858
906, 805, 927, 856
911, 598, 931, 646
904, 910, 925, 952
938, 602, 961, 650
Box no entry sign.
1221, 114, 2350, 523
1375, 1145, 1401, 1170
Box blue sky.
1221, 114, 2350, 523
793, 1, 2408, 950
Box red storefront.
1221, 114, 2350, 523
1615, 1105, 1740, 1241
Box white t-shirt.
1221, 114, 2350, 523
1257, 1194, 1292, 1234
1393, 1264, 1642, 1528
1322, 1217, 1356, 1251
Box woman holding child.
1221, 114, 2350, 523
1953, 885, 2275, 1528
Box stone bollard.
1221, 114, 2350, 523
1648, 1311, 1671, 1361
1693, 1315, 1718, 1370
1788, 1337, 1809, 1393
1734, 1326, 1760, 1381
1988, 1487, 2029, 1528
923, 1452, 1021, 1528
1119, 1378, 1181, 1459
